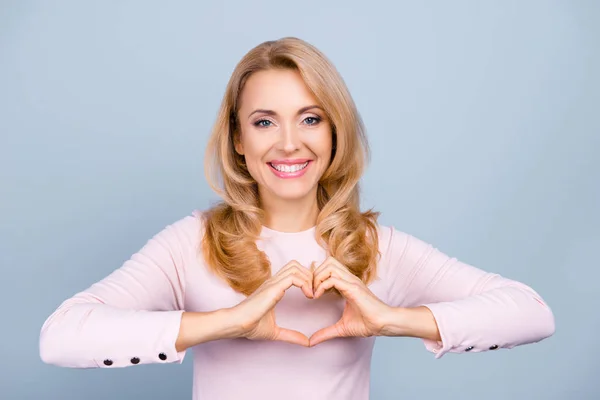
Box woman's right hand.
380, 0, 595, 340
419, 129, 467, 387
230, 260, 314, 346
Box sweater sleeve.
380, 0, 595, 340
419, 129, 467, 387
383, 227, 555, 359
39, 215, 198, 369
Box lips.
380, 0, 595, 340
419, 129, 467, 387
267, 160, 312, 179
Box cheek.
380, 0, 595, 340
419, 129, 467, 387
311, 129, 333, 158
243, 157, 265, 185
240, 134, 264, 160
239, 136, 269, 175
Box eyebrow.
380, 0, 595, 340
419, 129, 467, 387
247, 105, 323, 120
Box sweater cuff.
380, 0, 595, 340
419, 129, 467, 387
92, 309, 187, 368
420, 302, 503, 359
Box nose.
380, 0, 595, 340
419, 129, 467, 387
277, 124, 301, 153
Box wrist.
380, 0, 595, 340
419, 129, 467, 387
176, 309, 243, 352
217, 307, 247, 339
379, 307, 411, 337
379, 306, 441, 341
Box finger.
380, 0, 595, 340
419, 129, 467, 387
272, 272, 314, 299
313, 257, 356, 279
309, 323, 343, 347
275, 327, 310, 347
312, 258, 337, 286
276, 264, 314, 295
252, 274, 309, 311
314, 276, 356, 299
279, 259, 310, 275
313, 262, 357, 290
277, 260, 313, 282
290, 266, 314, 288
313, 266, 340, 289
312, 256, 337, 276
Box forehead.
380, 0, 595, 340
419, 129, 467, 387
239, 69, 319, 114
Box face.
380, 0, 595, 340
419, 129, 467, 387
235, 68, 333, 204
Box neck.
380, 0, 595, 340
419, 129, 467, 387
260, 189, 320, 233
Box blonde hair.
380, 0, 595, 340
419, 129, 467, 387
201, 37, 380, 296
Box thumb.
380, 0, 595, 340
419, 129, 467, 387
309, 323, 343, 347
275, 327, 310, 347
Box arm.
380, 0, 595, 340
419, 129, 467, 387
382, 227, 555, 358
39, 215, 216, 368
175, 309, 242, 352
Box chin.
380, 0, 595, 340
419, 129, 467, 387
262, 179, 318, 202
269, 186, 316, 201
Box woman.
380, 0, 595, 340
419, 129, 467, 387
39, 37, 555, 400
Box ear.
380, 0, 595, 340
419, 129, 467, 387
234, 135, 244, 155
231, 112, 244, 155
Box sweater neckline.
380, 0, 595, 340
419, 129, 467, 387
260, 225, 316, 238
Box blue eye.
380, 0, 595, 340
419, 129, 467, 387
254, 119, 272, 127
304, 116, 321, 125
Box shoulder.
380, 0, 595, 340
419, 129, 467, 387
164, 209, 203, 233
374, 223, 437, 274
374, 224, 410, 257
148, 210, 205, 250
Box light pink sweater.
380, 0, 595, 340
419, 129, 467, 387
39, 211, 555, 400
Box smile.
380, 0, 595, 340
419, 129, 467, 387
267, 160, 311, 179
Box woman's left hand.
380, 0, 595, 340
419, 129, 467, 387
309, 257, 395, 347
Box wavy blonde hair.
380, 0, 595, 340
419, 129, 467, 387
201, 37, 380, 296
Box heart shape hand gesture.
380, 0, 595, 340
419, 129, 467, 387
308, 257, 395, 346
230, 257, 395, 347
231, 260, 315, 347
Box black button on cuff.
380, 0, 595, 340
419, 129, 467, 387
158, 353, 167, 361
130, 357, 140, 364
489, 344, 499, 350
465, 346, 474, 352
103, 359, 113, 366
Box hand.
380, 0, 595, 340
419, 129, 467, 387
231, 260, 313, 346
309, 257, 394, 346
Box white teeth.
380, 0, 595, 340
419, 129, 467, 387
271, 162, 309, 173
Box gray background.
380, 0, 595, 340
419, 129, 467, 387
1, 1, 598, 399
